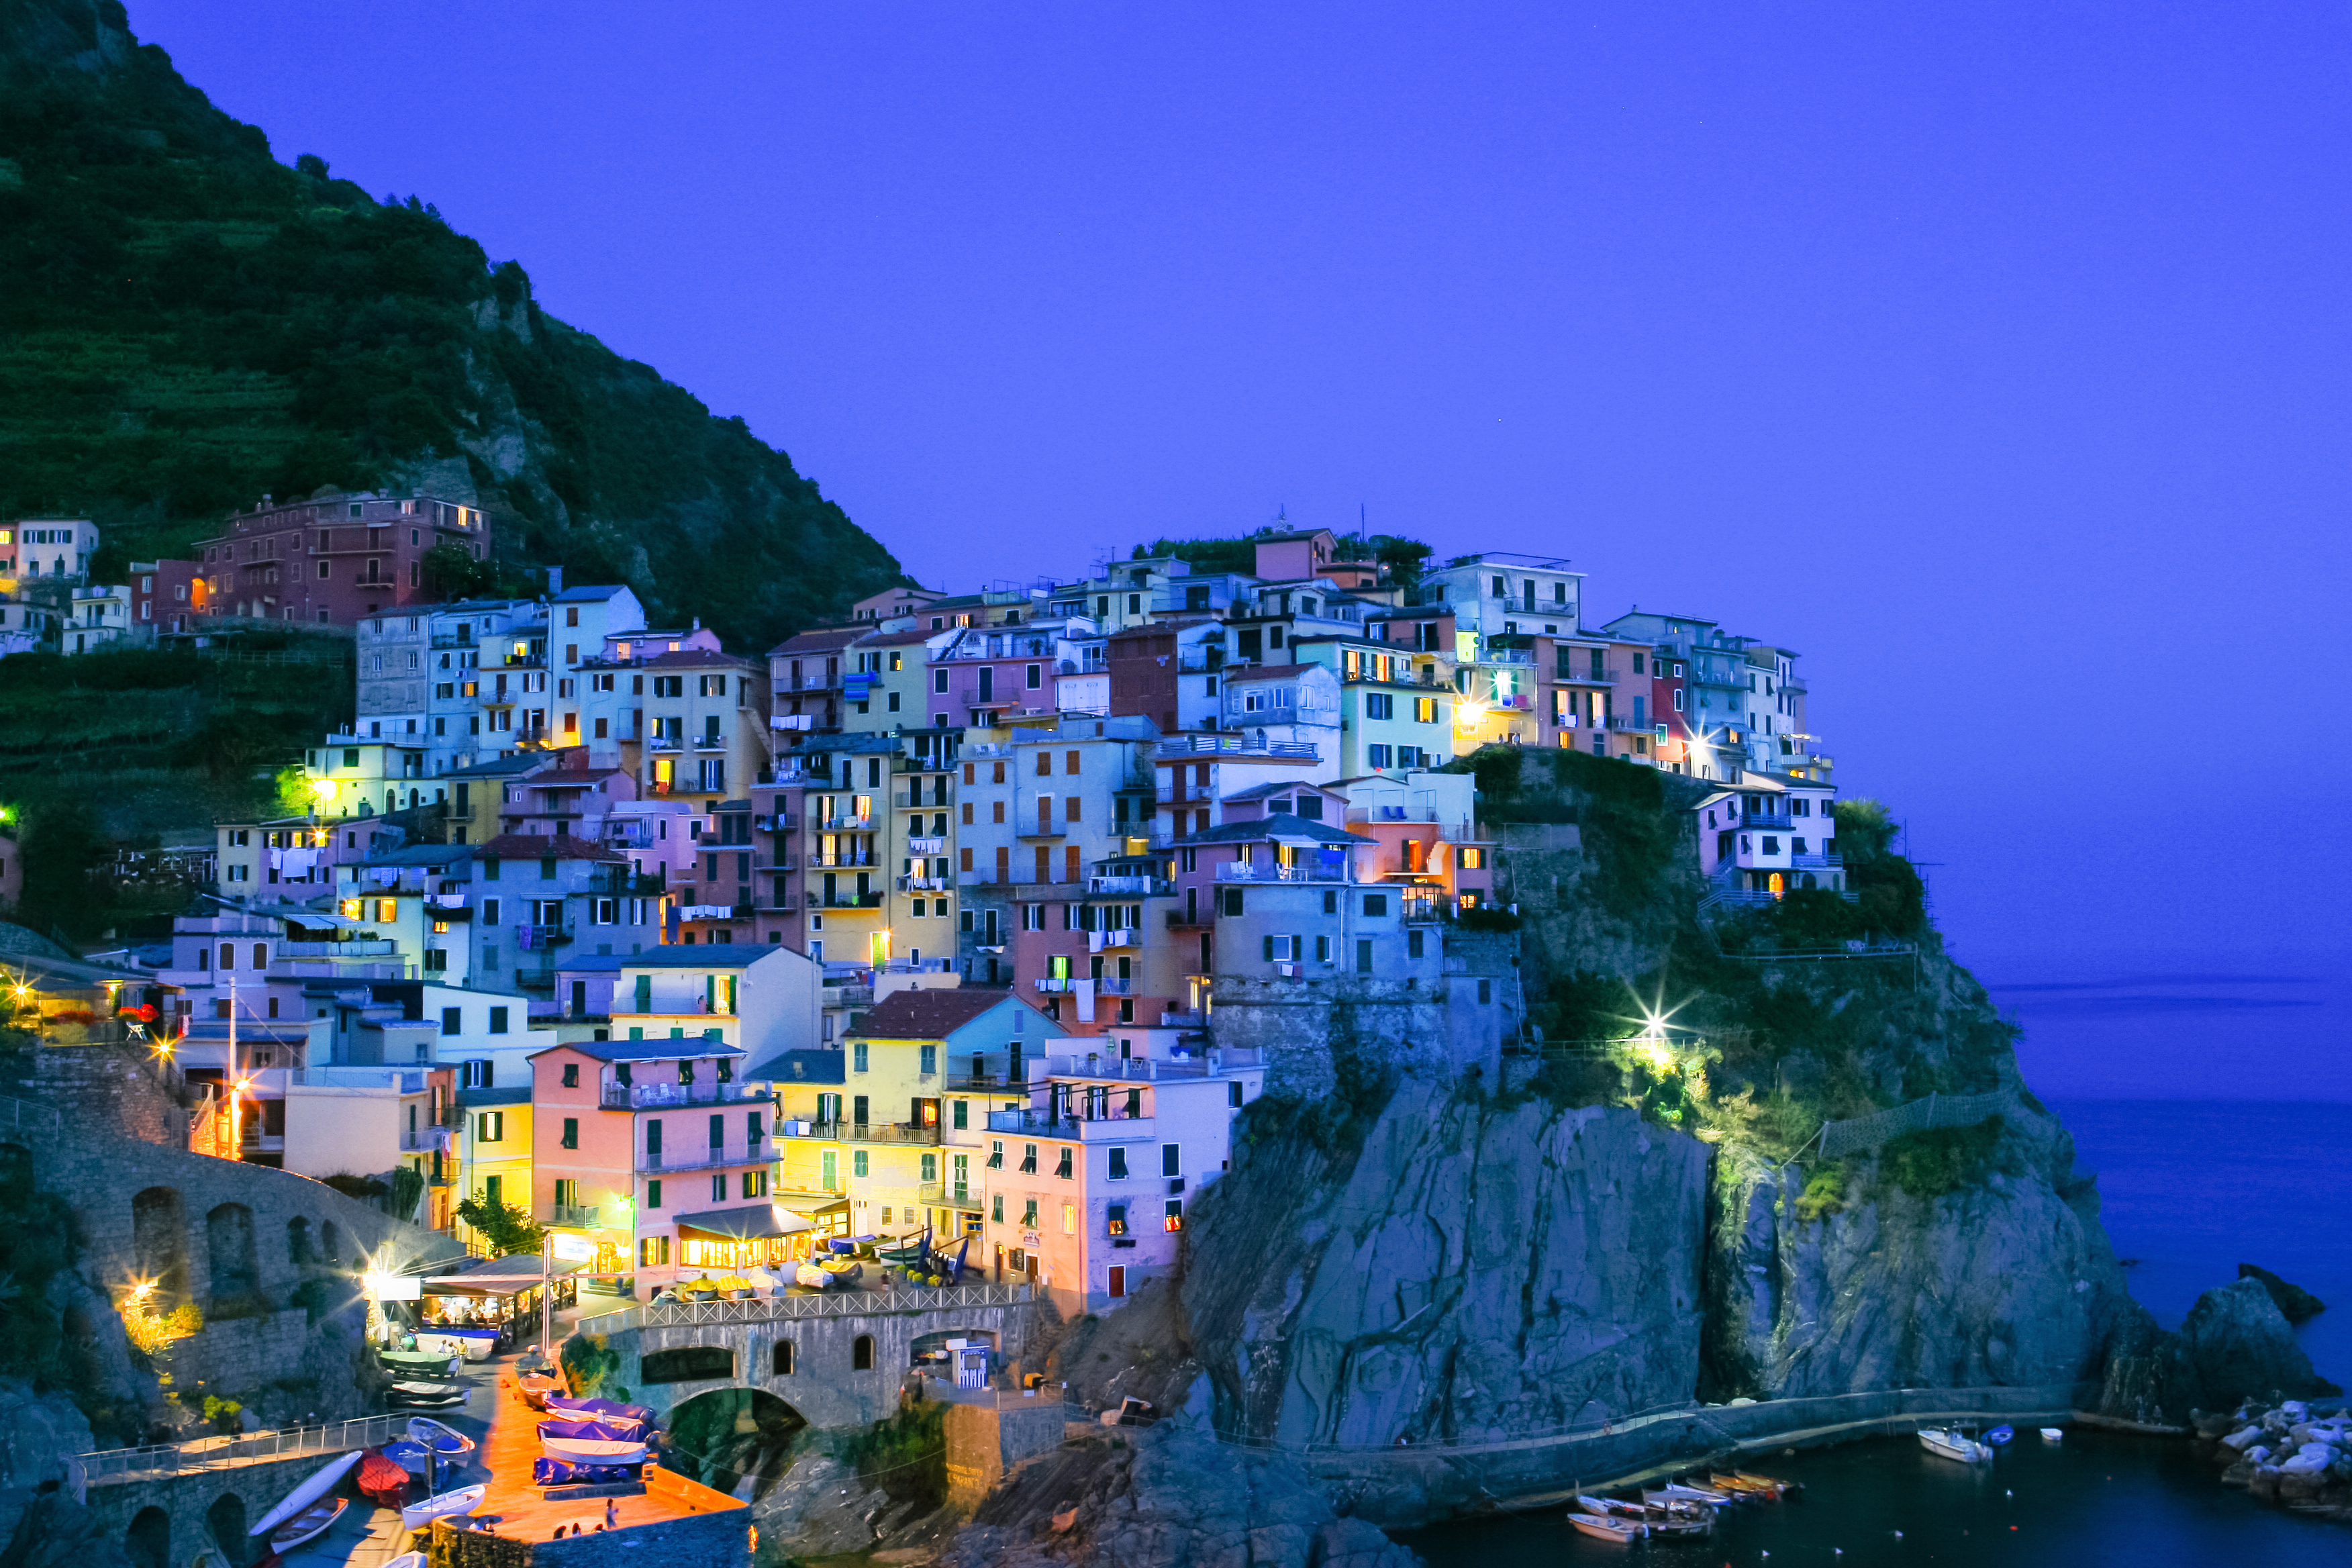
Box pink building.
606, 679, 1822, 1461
975, 1051, 1263, 1315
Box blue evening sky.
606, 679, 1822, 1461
134, 3, 2352, 1096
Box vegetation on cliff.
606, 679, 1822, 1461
0, 0, 906, 653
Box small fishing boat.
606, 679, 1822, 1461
387, 1380, 468, 1409
382, 1555, 424, 1568
380, 1349, 461, 1377
875, 1227, 934, 1267
539, 1417, 649, 1466
399, 1482, 485, 1532
534, 1455, 642, 1487
1919, 1426, 1995, 1463
265, 1496, 348, 1555
515, 1369, 565, 1408
356, 1448, 411, 1508
1984, 1424, 2016, 1447
405, 1416, 477, 1465
2040, 1426, 2066, 1444
1717, 1470, 1794, 1498
1708, 1473, 1777, 1498
1567, 1510, 1646, 1543
249, 1451, 362, 1539
1657, 1480, 1736, 1506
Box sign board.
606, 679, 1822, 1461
550, 1234, 595, 1263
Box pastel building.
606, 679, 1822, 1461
3, 518, 99, 579
1693, 773, 1843, 897
195, 491, 488, 626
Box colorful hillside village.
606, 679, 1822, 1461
7, 500, 1841, 1317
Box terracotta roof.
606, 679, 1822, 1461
859, 627, 940, 647
850, 987, 1028, 1040
641, 648, 754, 669
471, 834, 625, 863
769, 627, 865, 656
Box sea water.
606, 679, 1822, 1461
1398, 1099, 2352, 1564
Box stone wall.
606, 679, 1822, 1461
1207, 928, 1524, 1097
15, 1042, 191, 1147
942, 1398, 1069, 1510
156, 1310, 313, 1393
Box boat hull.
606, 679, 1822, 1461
1568, 1514, 1645, 1542
540, 1435, 649, 1466
399, 1483, 485, 1532
268, 1496, 348, 1553
248, 1451, 363, 1538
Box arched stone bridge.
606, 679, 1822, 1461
570, 1282, 1043, 1429
71, 1416, 406, 1568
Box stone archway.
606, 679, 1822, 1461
205, 1491, 249, 1568
126, 1506, 170, 1568
132, 1187, 189, 1300
665, 1387, 807, 1502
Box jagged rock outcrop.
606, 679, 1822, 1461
2239, 1263, 2327, 1324
1184, 1086, 1709, 1446
1703, 1111, 2137, 1398
2098, 1278, 2341, 1428
944, 1426, 1418, 1568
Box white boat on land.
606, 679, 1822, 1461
265, 1497, 348, 1555
381, 1555, 424, 1568
405, 1416, 477, 1463
249, 1451, 363, 1538
1919, 1426, 1995, 1463
539, 1432, 649, 1465
1567, 1510, 1647, 1543
400, 1482, 486, 1531
2040, 1426, 2065, 1444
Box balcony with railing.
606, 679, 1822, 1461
547, 1203, 600, 1228
1738, 812, 1796, 830
985, 1108, 1155, 1142
399, 1126, 456, 1154
774, 673, 842, 693
897, 874, 949, 892
754, 812, 799, 832
1213, 861, 1352, 883
636, 1136, 769, 1173
774, 1119, 940, 1146
807, 851, 877, 869
821, 812, 873, 831
907, 835, 946, 854
1155, 735, 1318, 761
813, 890, 887, 910
516, 923, 573, 949
1085, 874, 1169, 897
1164, 907, 1210, 930
600, 1081, 773, 1110
895, 789, 953, 810
1557, 665, 1617, 684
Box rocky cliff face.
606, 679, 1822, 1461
1184, 1087, 1710, 1447
1704, 1114, 2135, 1399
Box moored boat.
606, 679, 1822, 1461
2040, 1426, 2065, 1444
265, 1496, 347, 1555
387, 1380, 468, 1410
1567, 1510, 1646, 1543
1658, 1480, 1735, 1505
1573, 1495, 1645, 1518
248, 1451, 363, 1539
1919, 1426, 1995, 1463
356, 1448, 411, 1508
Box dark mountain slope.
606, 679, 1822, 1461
0, 0, 904, 650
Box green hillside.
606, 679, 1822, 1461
0, 0, 906, 652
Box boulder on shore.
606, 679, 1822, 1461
2239, 1263, 2328, 1324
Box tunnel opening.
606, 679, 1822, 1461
664, 1387, 807, 1502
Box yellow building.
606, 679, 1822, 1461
455, 1087, 533, 1255
772, 987, 1059, 1244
